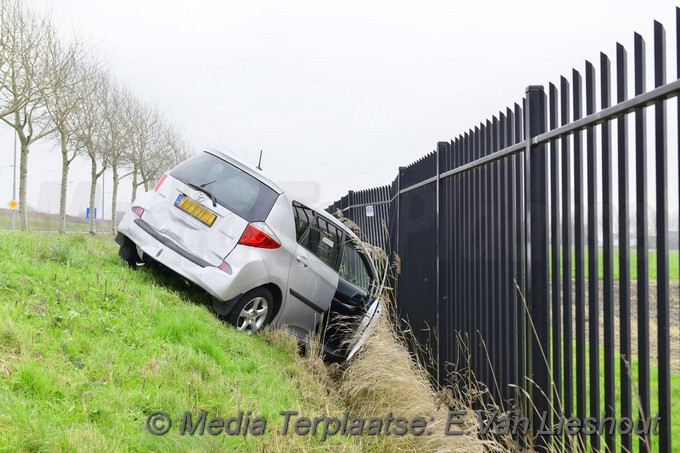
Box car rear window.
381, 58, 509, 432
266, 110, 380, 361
170, 152, 279, 222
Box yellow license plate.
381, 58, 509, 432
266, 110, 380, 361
175, 194, 217, 226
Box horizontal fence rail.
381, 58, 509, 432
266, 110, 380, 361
328, 9, 680, 452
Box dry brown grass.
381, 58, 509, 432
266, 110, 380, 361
281, 302, 509, 452
258, 328, 362, 451
335, 305, 507, 452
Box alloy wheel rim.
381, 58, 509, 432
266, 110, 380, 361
237, 296, 268, 334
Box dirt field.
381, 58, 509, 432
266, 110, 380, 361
562, 279, 680, 374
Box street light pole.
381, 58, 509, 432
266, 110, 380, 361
101, 168, 105, 234
12, 132, 16, 231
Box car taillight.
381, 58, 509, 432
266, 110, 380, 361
131, 206, 144, 217
238, 223, 281, 249
154, 172, 168, 192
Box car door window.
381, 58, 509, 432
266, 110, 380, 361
292, 202, 314, 242
306, 216, 343, 270
292, 202, 344, 270
339, 241, 373, 292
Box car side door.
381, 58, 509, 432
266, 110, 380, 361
338, 239, 382, 360
277, 203, 342, 340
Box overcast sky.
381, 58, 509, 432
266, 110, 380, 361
0, 0, 677, 216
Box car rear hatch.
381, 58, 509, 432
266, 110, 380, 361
141, 151, 280, 266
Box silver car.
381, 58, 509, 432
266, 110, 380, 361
115, 150, 382, 361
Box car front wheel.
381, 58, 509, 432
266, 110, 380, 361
228, 288, 274, 334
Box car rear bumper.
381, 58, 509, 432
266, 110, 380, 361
117, 214, 245, 302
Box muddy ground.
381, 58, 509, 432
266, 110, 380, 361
558, 280, 680, 374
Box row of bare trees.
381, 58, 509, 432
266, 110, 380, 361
0, 0, 190, 234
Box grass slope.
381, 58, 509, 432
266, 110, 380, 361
0, 233, 351, 451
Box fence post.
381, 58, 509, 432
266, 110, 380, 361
347, 190, 355, 220
524, 85, 550, 450
436, 141, 448, 385
387, 169, 404, 305
395, 167, 405, 259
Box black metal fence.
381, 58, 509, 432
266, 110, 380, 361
328, 10, 680, 452
327, 186, 392, 253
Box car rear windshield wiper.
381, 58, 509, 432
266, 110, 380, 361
187, 182, 217, 208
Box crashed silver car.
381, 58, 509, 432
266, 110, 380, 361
115, 150, 382, 361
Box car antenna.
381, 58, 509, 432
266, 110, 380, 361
256, 150, 263, 171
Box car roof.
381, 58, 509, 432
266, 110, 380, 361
205, 149, 284, 195
203, 150, 363, 243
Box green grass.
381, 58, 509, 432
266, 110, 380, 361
0, 233, 355, 451
558, 248, 680, 281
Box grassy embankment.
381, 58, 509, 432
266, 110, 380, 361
0, 233, 342, 450
0, 232, 493, 452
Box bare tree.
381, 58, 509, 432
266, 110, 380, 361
0, 0, 18, 117
109, 90, 188, 232
1, 0, 192, 234
72, 68, 109, 234
127, 101, 161, 201
669, 211, 679, 232
647, 206, 657, 237
100, 82, 133, 234
43, 38, 93, 233
0, 0, 35, 118
0, 0, 60, 229
167, 128, 191, 167
139, 121, 186, 190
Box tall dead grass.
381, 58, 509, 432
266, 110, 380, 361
337, 301, 509, 451
285, 281, 524, 451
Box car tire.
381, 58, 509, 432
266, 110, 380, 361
118, 241, 139, 268
228, 287, 274, 335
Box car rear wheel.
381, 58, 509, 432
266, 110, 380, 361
118, 240, 139, 268
228, 288, 274, 334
